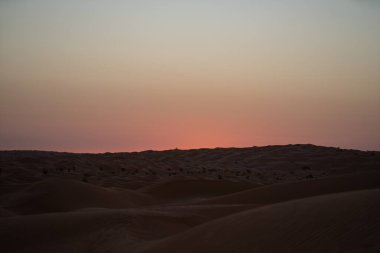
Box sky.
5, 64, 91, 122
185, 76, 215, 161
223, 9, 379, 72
0, 0, 379, 152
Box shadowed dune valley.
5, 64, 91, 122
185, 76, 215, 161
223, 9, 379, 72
1, 145, 380, 253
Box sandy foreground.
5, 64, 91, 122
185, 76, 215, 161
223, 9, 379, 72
0, 144, 379, 253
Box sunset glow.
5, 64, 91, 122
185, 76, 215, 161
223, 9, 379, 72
1, 0, 379, 152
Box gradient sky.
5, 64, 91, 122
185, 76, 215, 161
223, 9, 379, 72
1, 0, 379, 152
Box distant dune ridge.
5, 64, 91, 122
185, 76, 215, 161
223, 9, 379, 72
0, 144, 379, 252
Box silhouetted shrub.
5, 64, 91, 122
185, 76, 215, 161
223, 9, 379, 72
43, 169, 48, 175
218, 175, 223, 180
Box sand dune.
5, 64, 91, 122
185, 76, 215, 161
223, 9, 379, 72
142, 203, 260, 223
2, 145, 379, 190
1, 179, 158, 214
140, 178, 257, 202
0, 208, 204, 253
140, 189, 380, 253
0, 207, 16, 218
195, 171, 380, 205
0, 145, 379, 253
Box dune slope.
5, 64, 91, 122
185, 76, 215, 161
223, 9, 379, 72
140, 178, 257, 201
0, 208, 204, 253
195, 171, 380, 205
1, 179, 158, 214
140, 189, 380, 253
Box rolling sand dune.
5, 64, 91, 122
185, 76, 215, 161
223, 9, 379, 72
1, 145, 379, 191
195, 171, 380, 205
140, 189, 380, 253
0, 208, 203, 253
140, 178, 258, 201
0, 207, 16, 218
1, 179, 158, 214
141, 203, 260, 222
0, 145, 379, 253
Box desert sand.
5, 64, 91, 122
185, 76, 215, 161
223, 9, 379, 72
0, 144, 379, 253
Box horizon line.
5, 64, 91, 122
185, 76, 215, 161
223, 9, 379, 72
1, 144, 379, 154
